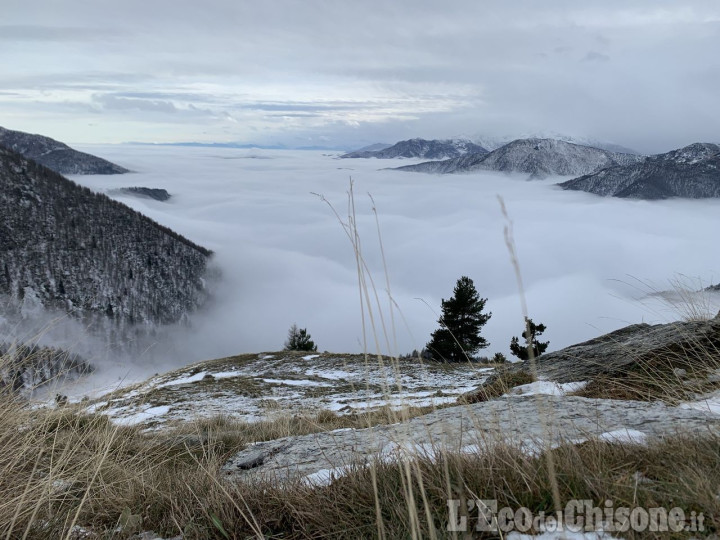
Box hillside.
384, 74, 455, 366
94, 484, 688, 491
340, 138, 487, 159
0, 125, 129, 175
5, 315, 720, 537
394, 138, 644, 177
75, 351, 488, 428
559, 142, 720, 199
0, 147, 212, 330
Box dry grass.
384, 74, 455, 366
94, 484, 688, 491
2, 391, 720, 538
459, 368, 535, 404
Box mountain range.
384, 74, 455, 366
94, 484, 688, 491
559, 143, 720, 199
471, 132, 640, 155
340, 138, 488, 160
393, 138, 644, 178
0, 126, 129, 175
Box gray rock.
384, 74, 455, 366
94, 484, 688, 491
222, 395, 720, 484
489, 314, 720, 385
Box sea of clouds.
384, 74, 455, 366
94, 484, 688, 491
65, 144, 720, 377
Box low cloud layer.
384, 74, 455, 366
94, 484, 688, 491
67, 146, 720, 376
2, 1, 720, 151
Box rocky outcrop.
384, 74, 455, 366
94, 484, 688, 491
469, 312, 720, 402
394, 138, 644, 177
222, 395, 720, 484
341, 138, 487, 160
0, 126, 129, 175
559, 142, 720, 199
220, 314, 720, 484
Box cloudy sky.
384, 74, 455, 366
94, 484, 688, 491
2, 1, 719, 152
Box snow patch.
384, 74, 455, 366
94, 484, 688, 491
303, 465, 353, 486
505, 380, 587, 397
155, 372, 207, 388
112, 405, 171, 426
679, 390, 720, 415
598, 429, 647, 445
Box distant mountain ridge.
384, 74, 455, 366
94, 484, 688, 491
348, 143, 392, 153
0, 126, 129, 175
394, 138, 644, 177
559, 143, 720, 199
0, 146, 212, 333
340, 138, 488, 160
472, 133, 640, 155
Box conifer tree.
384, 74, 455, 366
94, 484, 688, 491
426, 276, 491, 362
509, 317, 549, 360
284, 324, 318, 352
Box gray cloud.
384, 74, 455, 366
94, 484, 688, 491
0, 25, 127, 42
582, 51, 611, 62
93, 94, 178, 113
0, 1, 719, 150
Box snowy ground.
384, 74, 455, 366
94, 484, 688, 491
73, 352, 492, 429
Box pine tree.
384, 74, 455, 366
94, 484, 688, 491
284, 323, 318, 352
426, 276, 491, 362
509, 317, 549, 360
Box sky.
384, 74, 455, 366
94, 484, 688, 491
53, 145, 720, 384
2, 1, 720, 153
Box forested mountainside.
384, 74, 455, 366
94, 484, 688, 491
394, 138, 644, 177
0, 125, 128, 175
340, 138, 487, 159
0, 147, 212, 329
559, 143, 720, 199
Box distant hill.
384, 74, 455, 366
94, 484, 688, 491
0, 126, 128, 175
111, 187, 172, 202
346, 142, 392, 154
394, 138, 644, 178
340, 138, 488, 160
0, 146, 212, 331
559, 143, 720, 199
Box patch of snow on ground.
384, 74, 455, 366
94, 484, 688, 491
305, 368, 353, 379
303, 465, 354, 486
302, 354, 320, 360
155, 372, 207, 388
83, 401, 108, 414
112, 405, 171, 426
506, 380, 587, 397
679, 390, 720, 415
598, 429, 647, 445
212, 371, 241, 379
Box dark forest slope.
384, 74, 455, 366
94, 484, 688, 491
0, 147, 211, 328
